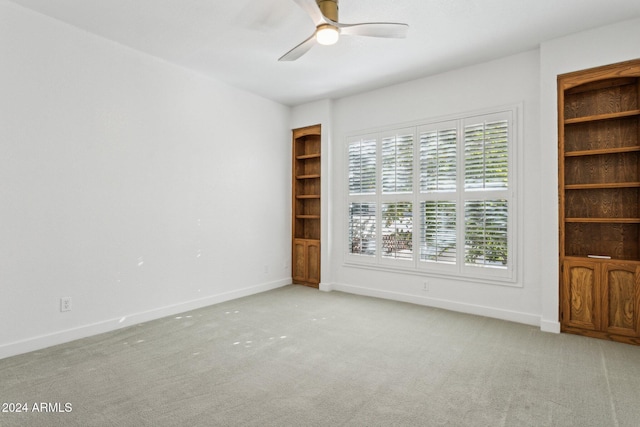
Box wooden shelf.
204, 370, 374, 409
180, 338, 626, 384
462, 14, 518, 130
292, 124, 321, 288
564, 255, 640, 262
565, 218, 640, 223
565, 182, 640, 190
296, 153, 321, 160
565, 77, 637, 94
559, 61, 640, 344
565, 146, 640, 157
564, 109, 640, 125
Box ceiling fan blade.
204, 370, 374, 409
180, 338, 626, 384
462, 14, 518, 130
293, 0, 328, 26
338, 22, 409, 38
278, 32, 317, 61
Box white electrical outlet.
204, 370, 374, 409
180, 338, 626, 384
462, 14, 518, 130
423, 281, 429, 292
60, 297, 72, 312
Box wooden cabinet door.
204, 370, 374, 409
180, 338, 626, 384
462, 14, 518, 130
601, 263, 640, 338
292, 239, 307, 283
306, 240, 320, 285
562, 259, 601, 331
292, 239, 320, 287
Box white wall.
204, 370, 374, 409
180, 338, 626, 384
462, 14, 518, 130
539, 18, 640, 332
0, 1, 291, 358
326, 50, 543, 325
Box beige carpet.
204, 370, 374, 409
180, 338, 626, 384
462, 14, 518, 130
1, 285, 639, 426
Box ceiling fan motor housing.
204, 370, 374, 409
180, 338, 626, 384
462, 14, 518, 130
317, 0, 338, 22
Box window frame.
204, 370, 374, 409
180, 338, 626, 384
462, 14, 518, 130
344, 105, 520, 285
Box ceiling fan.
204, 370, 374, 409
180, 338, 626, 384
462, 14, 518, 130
279, 0, 409, 61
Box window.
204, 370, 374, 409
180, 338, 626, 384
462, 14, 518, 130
348, 135, 377, 258
421, 201, 456, 264
381, 132, 413, 194
348, 136, 376, 195
346, 108, 517, 282
382, 202, 413, 261
349, 202, 376, 256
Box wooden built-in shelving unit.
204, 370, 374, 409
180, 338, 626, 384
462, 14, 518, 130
292, 125, 321, 288
558, 59, 640, 345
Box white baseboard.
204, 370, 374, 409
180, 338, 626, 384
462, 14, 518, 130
0, 279, 290, 360
318, 282, 333, 292
328, 282, 541, 327
540, 319, 561, 334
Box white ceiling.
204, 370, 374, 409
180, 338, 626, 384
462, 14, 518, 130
8, 0, 640, 106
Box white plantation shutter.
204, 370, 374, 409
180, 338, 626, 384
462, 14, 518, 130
464, 120, 508, 190
381, 202, 413, 260
349, 137, 377, 195
348, 202, 376, 256
462, 112, 511, 275
464, 200, 508, 266
418, 122, 458, 269
348, 136, 378, 257
420, 127, 457, 192
382, 132, 413, 193
346, 107, 516, 282
421, 201, 456, 263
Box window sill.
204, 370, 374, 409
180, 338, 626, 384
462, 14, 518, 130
342, 260, 520, 288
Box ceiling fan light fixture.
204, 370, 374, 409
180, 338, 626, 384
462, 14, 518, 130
278, 0, 408, 61
316, 24, 339, 45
